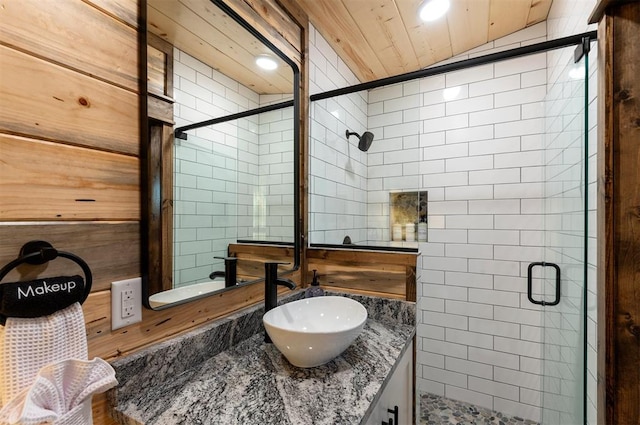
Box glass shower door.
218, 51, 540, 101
538, 48, 589, 424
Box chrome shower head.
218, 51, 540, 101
345, 130, 375, 152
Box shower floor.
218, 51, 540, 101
419, 393, 540, 425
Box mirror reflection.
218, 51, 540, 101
146, 0, 298, 309
148, 0, 293, 95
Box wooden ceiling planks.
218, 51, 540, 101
300, 0, 553, 83
394, 0, 452, 69
298, 0, 388, 81
342, 0, 421, 77
487, 0, 536, 40
526, 0, 554, 26
448, 0, 491, 56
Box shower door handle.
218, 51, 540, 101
527, 262, 561, 306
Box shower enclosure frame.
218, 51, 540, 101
310, 31, 597, 103
308, 30, 597, 424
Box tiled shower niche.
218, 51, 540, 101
390, 191, 428, 243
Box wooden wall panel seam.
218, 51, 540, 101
0, 130, 141, 159
0, 41, 139, 95
82, 0, 141, 30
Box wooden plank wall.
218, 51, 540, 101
307, 248, 418, 302
0, 1, 141, 422
593, 1, 640, 423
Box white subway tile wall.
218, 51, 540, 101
173, 49, 294, 287
309, 24, 369, 245
308, 0, 597, 420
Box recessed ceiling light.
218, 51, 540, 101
255, 54, 278, 70
419, 0, 450, 22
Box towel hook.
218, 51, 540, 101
0, 240, 93, 304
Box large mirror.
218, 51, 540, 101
145, 0, 300, 309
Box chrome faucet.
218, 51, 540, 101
209, 256, 238, 288
264, 261, 296, 343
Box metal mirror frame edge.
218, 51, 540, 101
142, 0, 301, 310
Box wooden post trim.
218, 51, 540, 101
597, 3, 640, 424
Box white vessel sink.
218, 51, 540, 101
263, 296, 367, 368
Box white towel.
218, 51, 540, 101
0, 358, 117, 425
0, 302, 117, 424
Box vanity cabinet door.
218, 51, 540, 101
365, 340, 413, 425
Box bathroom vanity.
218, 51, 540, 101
108, 292, 415, 425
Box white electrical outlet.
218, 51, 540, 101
111, 277, 142, 330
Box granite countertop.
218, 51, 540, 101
109, 291, 415, 425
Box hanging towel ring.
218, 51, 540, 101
0, 241, 93, 324
0, 241, 93, 302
